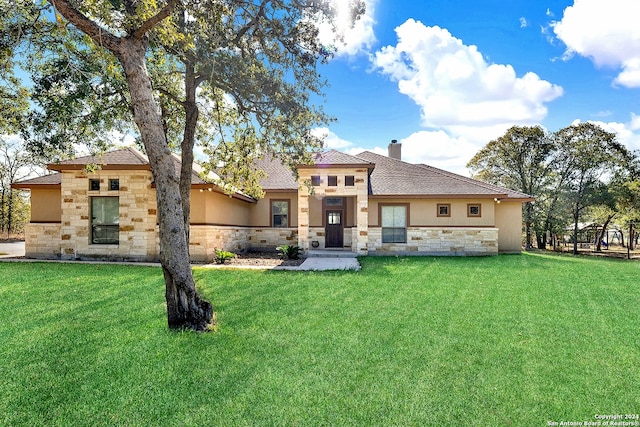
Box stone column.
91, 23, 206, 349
356, 190, 368, 255
298, 191, 310, 253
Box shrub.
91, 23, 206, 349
214, 249, 236, 264
276, 244, 302, 260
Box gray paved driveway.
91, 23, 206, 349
0, 241, 25, 258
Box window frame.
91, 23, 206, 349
90, 196, 119, 245
467, 203, 482, 218
328, 175, 338, 186
109, 179, 120, 191
271, 199, 290, 228
437, 203, 451, 217
379, 204, 409, 244
89, 179, 100, 191
311, 175, 321, 186
345, 175, 355, 186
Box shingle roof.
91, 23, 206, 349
254, 154, 299, 190
355, 151, 532, 199
15, 147, 532, 201
11, 173, 62, 189
16, 148, 253, 201
303, 150, 375, 168
256, 150, 375, 190
48, 147, 149, 171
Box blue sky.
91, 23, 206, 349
313, 0, 640, 175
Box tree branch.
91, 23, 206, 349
133, 0, 180, 38
49, 0, 121, 53
230, 0, 269, 46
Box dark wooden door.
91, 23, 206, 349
325, 210, 344, 248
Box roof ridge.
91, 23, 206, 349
416, 163, 507, 194
355, 150, 532, 198
125, 146, 149, 163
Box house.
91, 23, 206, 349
12, 141, 533, 262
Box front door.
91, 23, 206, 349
325, 210, 344, 248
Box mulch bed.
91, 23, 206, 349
222, 250, 304, 267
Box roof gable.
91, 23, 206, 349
300, 150, 375, 168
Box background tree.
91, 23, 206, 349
0, 138, 33, 238
613, 152, 640, 251
8, 0, 364, 331
467, 125, 554, 249
554, 122, 628, 255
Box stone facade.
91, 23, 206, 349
297, 166, 370, 255
59, 170, 158, 261
368, 227, 499, 256
24, 223, 62, 259
189, 226, 252, 262
248, 227, 298, 251
19, 148, 526, 261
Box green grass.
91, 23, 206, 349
0, 253, 639, 426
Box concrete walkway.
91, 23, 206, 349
296, 257, 360, 271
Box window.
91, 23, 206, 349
345, 176, 355, 186
311, 175, 321, 186
437, 204, 451, 217
89, 179, 100, 191
325, 197, 343, 206
327, 211, 341, 225
381, 205, 407, 243
328, 175, 338, 186
467, 204, 482, 217
272, 200, 289, 228
91, 197, 119, 244
109, 179, 120, 191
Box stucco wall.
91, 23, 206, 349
30, 188, 62, 222
249, 191, 298, 227
495, 201, 524, 253
191, 189, 252, 226
368, 197, 496, 227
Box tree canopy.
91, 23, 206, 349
2, 0, 364, 331
468, 122, 634, 253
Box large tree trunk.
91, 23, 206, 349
595, 214, 614, 252
118, 38, 212, 331
50, 0, 213, 331
179, 61, 200, 242
572, 207, 580, 255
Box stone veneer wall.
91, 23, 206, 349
297, 166, 370, 255
189, 225, 251, 262
248, 227, 298, 251
59, 170, 158, 261
24, 223, 62, 259
368, 227, 499, 256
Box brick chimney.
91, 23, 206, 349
388, 139, 401, 160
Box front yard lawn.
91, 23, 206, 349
0, 252, 638, 426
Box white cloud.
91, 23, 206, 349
546, 8, 554, 17
372, 19, 563, 129
519, 17, 528, 28
552, 0, 640, 87
312, 127, 354, 149
579, 116, 640, 152
316, 0, 377, 57
319, 127, 499, 176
